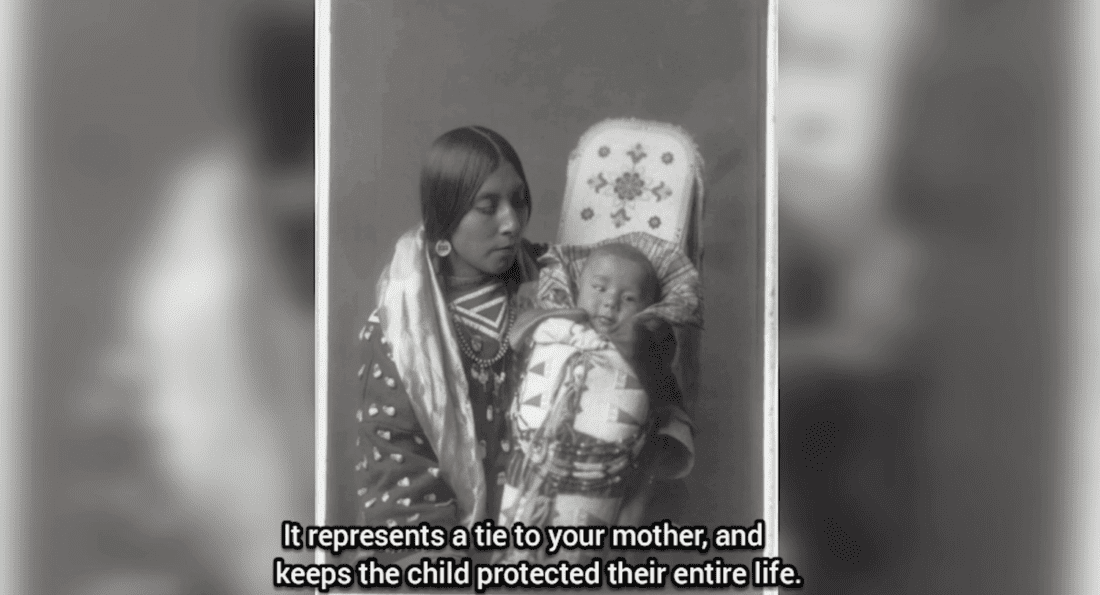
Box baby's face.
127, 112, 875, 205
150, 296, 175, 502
577, 253, 656, 335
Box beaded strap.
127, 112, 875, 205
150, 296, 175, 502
510, 428, 646, 493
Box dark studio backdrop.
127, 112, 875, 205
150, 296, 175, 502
325, 0, 770, 567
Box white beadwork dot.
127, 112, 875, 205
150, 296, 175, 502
359, 325, 367, 341
381, 492, 390, 502
414, 436, 424, 446
373, 447, 382, 461
358, 488, 367, 496
377, 429, 391, 441
501, 441, 511, 453
385, 377, 397, 388
372, 364, 382, 378
427, 467, 440, 478
406, 514, 420, 523
386, 519, 397, 527
364, 498, 376, 508
356, 409, 363, 422
368, 405, 379, 416
397, 477, 410, 487
397, 497, 411, 507
358, 364, 366, 379
390, 453, 404, 463
486, 407, 493, 422
425, 493, 436, 502
383, 405, 396, 416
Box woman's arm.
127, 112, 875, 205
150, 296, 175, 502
346, 312, 459, 561
614, 314, 695, 480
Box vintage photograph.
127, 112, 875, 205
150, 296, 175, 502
20, 0, 1068, 593
318, 0, 776, 575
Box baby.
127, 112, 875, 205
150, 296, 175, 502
497, 243, 680, 563
576, 243, 660, 336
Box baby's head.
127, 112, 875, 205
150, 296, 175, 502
576, 244, 660, 335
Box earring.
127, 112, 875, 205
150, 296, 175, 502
434, 239, 452, 257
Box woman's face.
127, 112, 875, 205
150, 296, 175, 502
447, 163, 529, 277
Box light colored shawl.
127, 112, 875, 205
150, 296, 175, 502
374, 225, 539, 527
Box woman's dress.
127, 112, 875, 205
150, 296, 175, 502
351, 276, 525, 531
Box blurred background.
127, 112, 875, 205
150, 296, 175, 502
6, 0, 1086, 594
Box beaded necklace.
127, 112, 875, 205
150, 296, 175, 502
447, 297, 516, 398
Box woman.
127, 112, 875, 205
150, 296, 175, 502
347, 126, 695, 553
350, 126, 538, 539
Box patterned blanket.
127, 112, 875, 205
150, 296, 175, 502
496, 316, 650, 563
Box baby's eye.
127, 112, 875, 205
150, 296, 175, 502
623, 295, 637, 303
592, 284, 605, 292
475, 202, 495, 215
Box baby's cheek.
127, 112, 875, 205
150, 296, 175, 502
577, 294, 597, 316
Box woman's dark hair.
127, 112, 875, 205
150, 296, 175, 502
420, 126, 532, 243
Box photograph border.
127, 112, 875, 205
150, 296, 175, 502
315, 0, 331, 569
314, 0, 779, 576
763, 0, 778, 567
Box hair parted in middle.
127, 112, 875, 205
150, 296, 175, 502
419, 125, 532, 244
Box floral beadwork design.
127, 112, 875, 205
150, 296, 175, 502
578, 141, 679, 230
613, 172, 645, 203
611, 208, 631, 228
649, 181, 672, 201
588, 173, 609, 193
